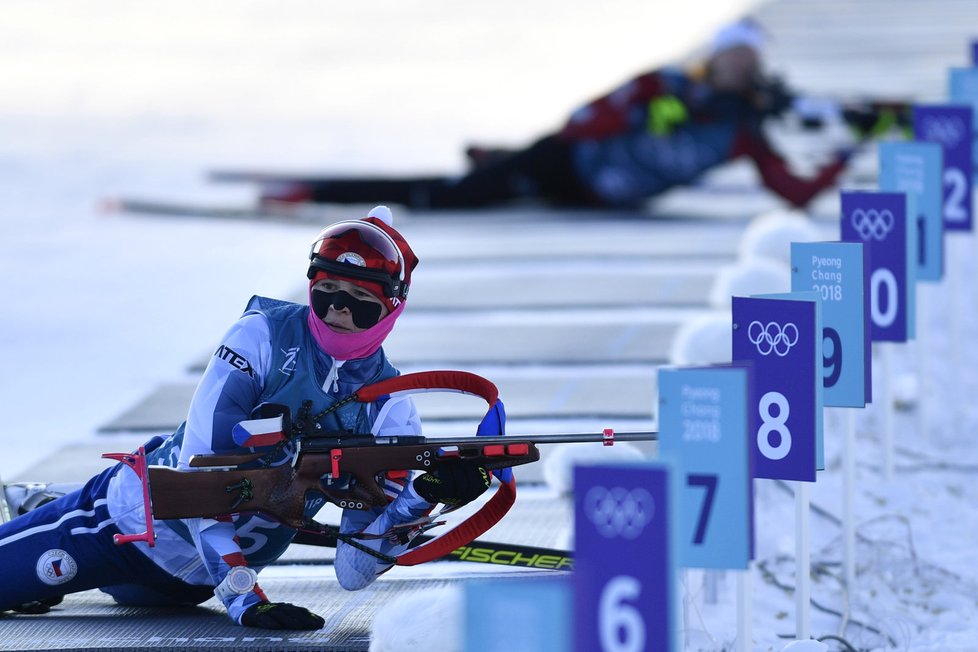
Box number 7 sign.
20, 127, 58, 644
658, 365, 753, 569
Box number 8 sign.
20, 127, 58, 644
732, 295, 821, 482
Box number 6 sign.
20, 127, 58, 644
732, 295, 821, 481
574, 463, 678, 652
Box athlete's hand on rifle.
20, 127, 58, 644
241, 601, 325, 630
413, 459, 491, 506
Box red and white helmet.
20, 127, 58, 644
307, 206, 419, 313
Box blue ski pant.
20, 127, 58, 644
0, 464, 212, 611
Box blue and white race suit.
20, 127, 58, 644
0, 296, 430, 623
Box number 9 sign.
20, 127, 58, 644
574, 463, 678, 652
791, 241, 871, 407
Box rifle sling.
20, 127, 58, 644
393, 473, 518, 566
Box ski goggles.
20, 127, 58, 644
311, 287, 385, 329
306, 220, 407, 300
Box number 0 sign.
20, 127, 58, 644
840, 191, 915, 342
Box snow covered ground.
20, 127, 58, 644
3, 2, 978, 651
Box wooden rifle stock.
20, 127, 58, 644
146, 430, 656, 526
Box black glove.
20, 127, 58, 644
241, 602, 325, 630
413, 459, 491, 506
754, 75, 794, 117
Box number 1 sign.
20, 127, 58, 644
879, 141, 944, 281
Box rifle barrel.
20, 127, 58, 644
420, 431, 658, 446
296, 431, 658, 453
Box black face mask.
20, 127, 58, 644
311, 289, 384, 329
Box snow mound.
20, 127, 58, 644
738, 208, 822, 266
709, 256, 791, 309
669, 313, 732, 365
542, 442, 646, 494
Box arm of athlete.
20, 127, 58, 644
734, 127, 849, 208
176, 313, 322, 629
333, 395, 490, 591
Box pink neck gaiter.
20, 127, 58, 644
307, 295, 405, 361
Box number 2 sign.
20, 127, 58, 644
914, 104, 974, 232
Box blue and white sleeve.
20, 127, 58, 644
175, 313, 273, 623
178, 313, 272, 464
334, 395, 432, 591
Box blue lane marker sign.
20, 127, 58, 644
914, 104, 974, 232
840, 191, 916, 342
879, 141, 945, 281
791, 242, 871, 407
465, 577, 571, 652
574, 462, 678, 652
658, 365, 753, 569
732, 293, 821, 481
948, 68, 978, 177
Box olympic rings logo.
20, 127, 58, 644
919, 115, 965, 145
850, 208, 894, 241
747, 320, 799, 357
583, 486, 655, 540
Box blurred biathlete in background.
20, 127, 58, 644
253, 19, 899, 212
0, 207, 492, 629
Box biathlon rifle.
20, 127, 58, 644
103, 370, 657, 566
756, 77, 913, 136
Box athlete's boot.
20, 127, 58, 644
2, 482, 81, 517
0, 476, 10, 524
